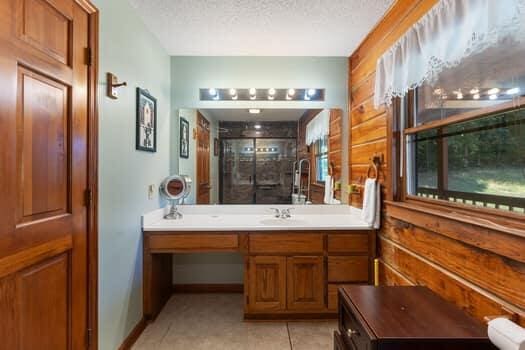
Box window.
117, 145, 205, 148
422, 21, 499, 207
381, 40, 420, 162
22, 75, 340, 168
403, 90, 525, 214
313, 136, 328, 183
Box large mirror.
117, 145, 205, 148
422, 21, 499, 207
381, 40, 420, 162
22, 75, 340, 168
173, 108, 343, 205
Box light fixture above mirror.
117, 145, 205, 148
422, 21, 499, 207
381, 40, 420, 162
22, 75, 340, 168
199, 88, 325, 101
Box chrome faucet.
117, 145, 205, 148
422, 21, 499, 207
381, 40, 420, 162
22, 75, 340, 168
270, 208, 294, 219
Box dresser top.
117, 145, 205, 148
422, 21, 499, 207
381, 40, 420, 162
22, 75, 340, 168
341, 285, 489, 340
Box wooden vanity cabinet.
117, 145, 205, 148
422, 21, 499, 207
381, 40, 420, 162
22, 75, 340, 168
143, 229, 375, 320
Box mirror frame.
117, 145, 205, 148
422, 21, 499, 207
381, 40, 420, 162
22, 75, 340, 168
160, 174, 192, 202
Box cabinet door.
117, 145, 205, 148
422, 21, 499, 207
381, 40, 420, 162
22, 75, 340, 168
287, 256, 325, 310
248, 256, 286, 311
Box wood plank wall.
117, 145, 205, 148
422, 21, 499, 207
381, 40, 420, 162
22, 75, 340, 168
349, 0, 525, 326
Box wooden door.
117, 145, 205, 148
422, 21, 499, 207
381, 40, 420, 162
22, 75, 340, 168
0, 0, 92, 348
196, 112, 210, 203
287, 256, 325, 310
247, 256, 286, 312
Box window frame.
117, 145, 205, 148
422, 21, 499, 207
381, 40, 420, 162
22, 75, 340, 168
312, 135, 329, 184
391, 90, 525, 222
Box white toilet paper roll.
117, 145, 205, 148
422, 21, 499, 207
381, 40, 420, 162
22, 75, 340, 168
488, 318, 525, 350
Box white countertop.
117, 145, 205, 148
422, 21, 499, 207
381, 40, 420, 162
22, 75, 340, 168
142, 205, 372, 231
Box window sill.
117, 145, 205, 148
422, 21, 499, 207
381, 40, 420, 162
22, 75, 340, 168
384, 199, 525, 239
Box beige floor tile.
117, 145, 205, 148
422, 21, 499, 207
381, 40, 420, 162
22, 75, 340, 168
287, 321, 338, 350
133, 294, 336, 350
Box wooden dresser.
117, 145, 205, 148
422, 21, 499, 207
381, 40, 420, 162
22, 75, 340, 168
334, 285, 495, 350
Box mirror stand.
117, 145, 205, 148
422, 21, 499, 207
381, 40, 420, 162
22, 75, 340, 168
164, 199, 183, 220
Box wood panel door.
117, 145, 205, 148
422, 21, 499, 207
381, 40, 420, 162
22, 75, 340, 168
286, 256, 325, 310
247, 256, 286, 312
196, 112, 210, 204
0, 0, 93, 348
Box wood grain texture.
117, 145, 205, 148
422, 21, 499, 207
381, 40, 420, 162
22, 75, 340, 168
327, 234, 368, 254
382, 216, 525, 309
327, 256, 369, 282
286, 256, 325, 310
247, 256, 287, 312
148, 234, 239, 252
379, 235, 525, 326
249, 233, 324, 254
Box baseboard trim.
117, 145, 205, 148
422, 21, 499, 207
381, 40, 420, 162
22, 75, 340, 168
118, 317, 147, 350
173, 283, 244, 293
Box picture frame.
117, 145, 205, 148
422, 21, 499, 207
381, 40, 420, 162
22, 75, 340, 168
136, 88, 157, 152
214, 138, 219, 156
180, 117, 190, 158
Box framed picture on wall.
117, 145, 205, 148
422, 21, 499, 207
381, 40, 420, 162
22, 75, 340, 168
180, 117, 190, 158
136, 88, 157, 152
214, 137, 219, 156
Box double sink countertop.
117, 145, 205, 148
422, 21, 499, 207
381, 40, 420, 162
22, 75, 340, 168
142, 204, 372, 231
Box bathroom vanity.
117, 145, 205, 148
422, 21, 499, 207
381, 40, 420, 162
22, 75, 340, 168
142, 205, 375, 320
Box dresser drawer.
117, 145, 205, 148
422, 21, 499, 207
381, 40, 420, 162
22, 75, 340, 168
148, 234, 238, 252
328, 256, 369, 282
327, 234, 369, 253
249, 233, 323, 254
339, 299, 373, 350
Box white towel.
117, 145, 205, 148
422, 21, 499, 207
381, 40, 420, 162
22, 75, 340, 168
488, 318, 525, 350
324, 175, 334, 204
361, 178, 381, 229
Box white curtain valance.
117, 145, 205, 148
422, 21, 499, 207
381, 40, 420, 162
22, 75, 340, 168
305, 109, 329, 145
374, 0, 525, 108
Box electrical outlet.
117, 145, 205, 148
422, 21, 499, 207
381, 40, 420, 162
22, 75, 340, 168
148, 184, 155, 200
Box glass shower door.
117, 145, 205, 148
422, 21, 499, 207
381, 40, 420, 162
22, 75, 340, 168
254, 139, 296, 204
221, 139, 255, 204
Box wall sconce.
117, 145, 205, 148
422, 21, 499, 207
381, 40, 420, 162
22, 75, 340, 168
107, 73, 127, 99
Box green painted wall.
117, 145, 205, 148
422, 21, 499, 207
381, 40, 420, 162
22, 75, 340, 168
93, 0, 171, 348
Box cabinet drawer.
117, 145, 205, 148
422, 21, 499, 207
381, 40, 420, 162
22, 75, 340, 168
328, 256, 369, 282
327, 234, 368, 254
148, 234, 238, 252
340, 300, 372, 350
249, 234, 323, 254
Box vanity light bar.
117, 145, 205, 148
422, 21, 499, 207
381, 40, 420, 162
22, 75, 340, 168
199, 88, 325, 101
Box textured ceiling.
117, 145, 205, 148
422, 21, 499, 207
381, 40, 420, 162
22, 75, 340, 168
202, 108, 307, 121
128, 0, 394, 56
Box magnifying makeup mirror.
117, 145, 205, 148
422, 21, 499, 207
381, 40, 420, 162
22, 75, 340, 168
159, 175, 192, 219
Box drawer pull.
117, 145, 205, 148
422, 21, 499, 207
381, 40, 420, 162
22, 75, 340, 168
346, 328, 360, 337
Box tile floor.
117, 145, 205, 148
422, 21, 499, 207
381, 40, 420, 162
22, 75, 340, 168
133, 294, 337, 350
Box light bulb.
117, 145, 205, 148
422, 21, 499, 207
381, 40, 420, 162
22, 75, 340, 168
507, 87, 520, 95
249, 88, 257, 95
287, 88, 296, 96
307, 88, 316, 97
489, 94, 498, 100
487, 88, 500, 95
268, 88, 276, 96
473, 93, 480, 100
470, 88, 479, 94
229, 88, 237, 96
208, 88, 217, 96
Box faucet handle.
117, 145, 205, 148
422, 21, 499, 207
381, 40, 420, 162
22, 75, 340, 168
283, 208, 294, 217
269, 207, 281, 218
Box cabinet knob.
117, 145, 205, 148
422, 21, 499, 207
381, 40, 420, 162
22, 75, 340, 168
346, 328, 360, 338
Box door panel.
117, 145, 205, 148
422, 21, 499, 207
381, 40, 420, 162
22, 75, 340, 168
248, 256, 286, 312
17, 67, 70, 223
287, 256, 325, 310
0, 0, 91, 348
196, 112, 210, 204
19, 254, 69, 350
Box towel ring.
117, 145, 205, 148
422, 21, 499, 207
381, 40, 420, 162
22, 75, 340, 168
366, 154, 382, 180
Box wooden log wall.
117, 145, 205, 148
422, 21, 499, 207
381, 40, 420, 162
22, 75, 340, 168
348, 0, 525, 326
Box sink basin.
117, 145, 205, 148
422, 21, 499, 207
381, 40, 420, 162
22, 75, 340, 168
259, 218, 308, 226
